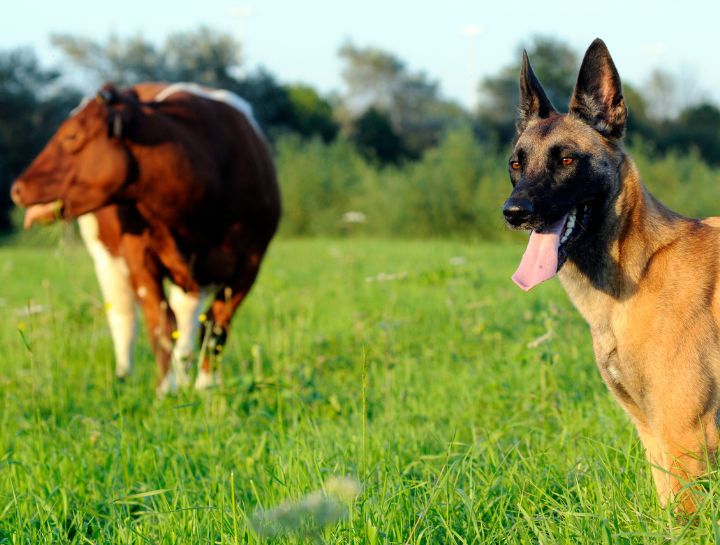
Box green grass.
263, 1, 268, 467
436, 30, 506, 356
1, 236, 720, 543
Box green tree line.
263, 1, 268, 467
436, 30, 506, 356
2, 29, 720, 236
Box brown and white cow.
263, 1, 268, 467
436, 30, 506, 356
11, 82, 281, 393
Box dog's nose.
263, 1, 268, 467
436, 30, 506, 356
503, 197, 534, 227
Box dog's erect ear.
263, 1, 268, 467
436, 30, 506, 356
517, 50, 557, 135
569, 39, 627, 139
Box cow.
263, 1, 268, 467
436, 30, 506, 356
11, 82, 281, 394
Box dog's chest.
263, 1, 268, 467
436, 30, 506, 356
591, 329, 645, 410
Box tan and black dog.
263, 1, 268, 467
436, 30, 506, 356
503, 38, 720, 513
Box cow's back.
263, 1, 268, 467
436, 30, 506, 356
135, 83, 280, 241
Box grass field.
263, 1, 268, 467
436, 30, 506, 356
2, 236, 720, 543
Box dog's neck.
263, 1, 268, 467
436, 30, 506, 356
559, 155, 690, 324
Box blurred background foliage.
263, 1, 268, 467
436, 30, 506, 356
2, 28, 720, 237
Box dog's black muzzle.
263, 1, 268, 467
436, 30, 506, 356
502, 197, 534, 228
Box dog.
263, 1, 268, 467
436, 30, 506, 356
503, 38, 720, 514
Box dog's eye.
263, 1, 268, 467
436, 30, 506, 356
561, 157, 574, 166
510, 161, 521, 171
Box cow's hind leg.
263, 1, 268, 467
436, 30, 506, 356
120, 235, 178, 395
167, 284, 205, 388
195, 257, 262, 390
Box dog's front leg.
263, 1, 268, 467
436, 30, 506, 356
638, 411, 718, 514
634, 421, 675, 507
660, 413, 717, 514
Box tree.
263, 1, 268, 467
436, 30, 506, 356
338, 43, 405, 117
477, 36, 578, 144
163, 27, 241, 87
52, 31, 338, 144
349, 107, 406, 164
643, 69, 678, 122
230, 67, 295, 140
51, 27, 242, 88
338, 42, 466, 159
0, 48, 81, 232
285, 84, 338, 142
622, 82, 658, 145
660, 103, 720, 164
641, 69, 704, 123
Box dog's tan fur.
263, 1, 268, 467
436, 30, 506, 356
561, 157, 720, 513
508, 40, 720, 513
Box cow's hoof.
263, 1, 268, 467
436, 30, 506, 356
171, 353, 194, 389
194, 370, 220, 390
115, 368, 132, 381
157, 371, 179, 397
173, 368, 192, 390
176, 374, 191, 389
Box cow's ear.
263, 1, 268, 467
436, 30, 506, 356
108, 109, 125, 139
517, 50, 557, 135
115, 90, 142, 139
569, 38, 627, 139
120, 89, 140, 104
97, 83, 121, 105
98, 86, 141, 139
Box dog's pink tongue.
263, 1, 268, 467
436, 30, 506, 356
512, 214, 568, 291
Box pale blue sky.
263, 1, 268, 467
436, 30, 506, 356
3, 0, 720, 108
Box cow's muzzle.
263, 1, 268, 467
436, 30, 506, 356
10, 180, 25, 206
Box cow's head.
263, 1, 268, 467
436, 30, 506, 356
11, 84, 141, 227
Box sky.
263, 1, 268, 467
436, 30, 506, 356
3, 0, 720, 110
